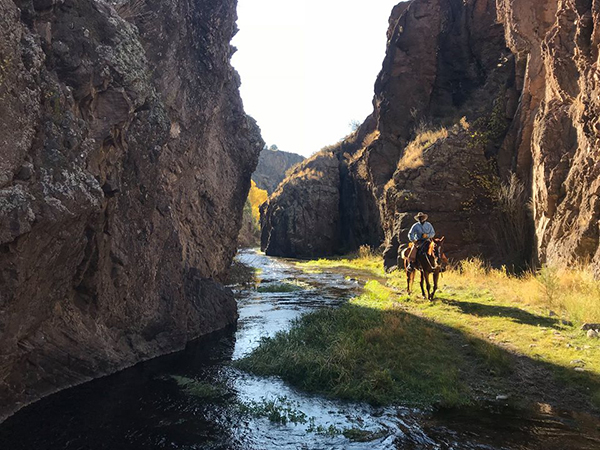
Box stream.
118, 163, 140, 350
1, 249, 600, 449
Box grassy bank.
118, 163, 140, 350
236, 253, 600, 411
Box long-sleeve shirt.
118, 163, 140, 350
408, 221, 435, 242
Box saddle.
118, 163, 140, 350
400, 240, 434, 260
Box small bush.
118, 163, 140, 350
227, 260, 259, 287
537, 266, 561, 309
358, 245, 373, 259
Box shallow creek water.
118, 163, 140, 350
1, 250, 600, 450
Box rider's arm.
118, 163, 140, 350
426, 222, 435, 239
408, 223, 420, 241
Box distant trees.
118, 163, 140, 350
349, 120, 361, 132
239, 180, 269, 247
263, 144, 279, 152
248, 180, 268, 222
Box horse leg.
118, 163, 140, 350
406, 261, 415, 296
420, 271, 426, 298
431, 270, 439, 300
424, 271, 432, 301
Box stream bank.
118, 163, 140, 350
1, 250, 599, 449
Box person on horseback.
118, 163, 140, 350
406, 212, 435, 271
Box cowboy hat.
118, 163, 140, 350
414, 212, 428, 221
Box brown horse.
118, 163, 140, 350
403, 237, 447, 300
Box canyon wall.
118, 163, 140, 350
261, 0, 600, 275
253, 148, 304, 194
0, 0, 263, 421
497, 0, 600, 272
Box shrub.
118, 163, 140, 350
490, 173, 531, 269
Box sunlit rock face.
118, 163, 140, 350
497, 0, 600, 275
0, 0, 263, 421
262, 0, 514, 261
261, 0, 600, 275
260, 148, 342, 257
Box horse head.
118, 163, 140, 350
433, 237, 448, 270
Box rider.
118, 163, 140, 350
407, 212, 435, 271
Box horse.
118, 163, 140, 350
402, 237, 447, 300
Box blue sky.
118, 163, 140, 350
232, 0, 402, 157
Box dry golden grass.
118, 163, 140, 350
445, 258, 600, 324
397, 126, 448, 171
361, 130, 380, 148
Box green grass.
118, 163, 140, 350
170, 375, 227, 400
256, 280, 308, 293
236, 254, 600, 411
236, 396, 390, 442
236, 284, 514, 407
238, 396, 308, 425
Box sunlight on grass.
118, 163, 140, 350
236, 305, 474, 407
291, 253, 600, 407
397, 126, 448, 171
302, 254, 600, 325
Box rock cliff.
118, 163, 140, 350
261, 0, 600, 276
252, 148, 304, 194
0, 0, 262, 421
497, 0, 600, 273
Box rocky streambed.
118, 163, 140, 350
1, 250, 599, 450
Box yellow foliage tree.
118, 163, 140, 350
248, 180, 268, 222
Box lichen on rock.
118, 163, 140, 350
0, 0, 263, 421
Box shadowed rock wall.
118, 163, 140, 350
253, 148, 305, 194
0, 0, 263, 421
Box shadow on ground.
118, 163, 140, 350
440, 298, 561, 328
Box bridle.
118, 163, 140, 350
430, 239, 447, 271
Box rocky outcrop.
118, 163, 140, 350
261, 0, 600, 276
260, 148, 341, 257
260, 114, 380, 257
0, 0, 263, 421
252, 148, 304, 194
